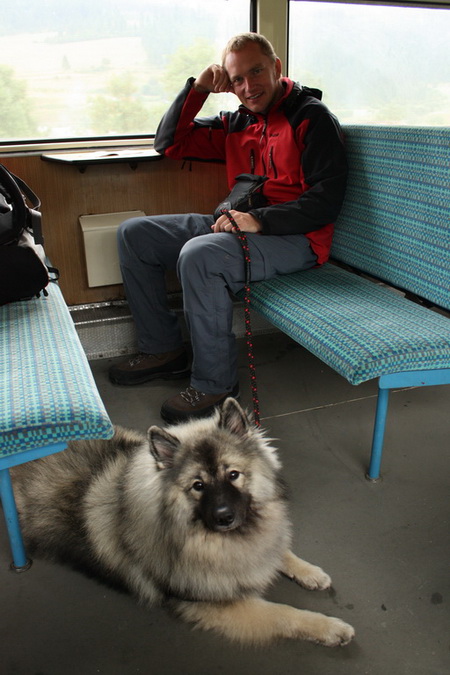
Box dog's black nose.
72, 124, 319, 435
213, 505, 235, 528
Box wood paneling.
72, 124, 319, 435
1, 154, 228, 305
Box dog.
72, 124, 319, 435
11, 398, 355, 647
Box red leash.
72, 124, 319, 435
222, 209, 261, 427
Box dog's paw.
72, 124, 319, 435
297, 563, 332, 591
281, 552, 332, 590
316, 617, 355, 647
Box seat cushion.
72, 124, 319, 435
0, 283, 113, 457
241, 264, 450, 385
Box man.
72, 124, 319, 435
109, 32, 347, 423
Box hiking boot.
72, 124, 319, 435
109, 348, 190, 385
160, 383, 240, 424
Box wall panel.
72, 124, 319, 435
1, 155, 228, 305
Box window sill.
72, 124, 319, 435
41, 148, 162, 172
0, 137, 156, 157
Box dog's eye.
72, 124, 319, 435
192, 480, 204, 492
229, 470, 240, 482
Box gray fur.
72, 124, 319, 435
11, 398, 355, 646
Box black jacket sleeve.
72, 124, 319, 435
154, 78, 226, 161
250, 111, 348, 235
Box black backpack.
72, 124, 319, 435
0, 163, 59, 306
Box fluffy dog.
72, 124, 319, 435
11, 398, 355, 646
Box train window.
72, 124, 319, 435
288, 1, 450, 125
0, 0, 251, 144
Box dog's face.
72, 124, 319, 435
147, 398, 283, 534
185, 456, 251, 533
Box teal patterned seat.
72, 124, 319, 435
248, 264, 450, 386
332, 126, 449, 310
0, 282, 114, 568
240, 126, 450, 480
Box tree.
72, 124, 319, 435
88, 73, 150, 135
0, 66, 37, 139
162, 39, 237, 118
163, 39, 214, 98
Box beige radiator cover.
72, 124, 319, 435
79, 210, 145, 287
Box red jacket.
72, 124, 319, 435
155, 77, 347, 265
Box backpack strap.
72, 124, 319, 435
9, 172, 41, 211
0, 163, 44, 245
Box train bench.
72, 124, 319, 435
0, 282, 114, 569
242, 126, 450, 480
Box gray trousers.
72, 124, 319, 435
117, 213, 317, 394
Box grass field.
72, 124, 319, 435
1, 32, 160, 136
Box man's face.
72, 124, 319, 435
224, 42, 283, 114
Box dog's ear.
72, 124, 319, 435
219, 397, 250, 438
147, 426, 180, 469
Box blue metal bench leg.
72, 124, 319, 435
0, 469, 32, 571
367, 387, 390, 481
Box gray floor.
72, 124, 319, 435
1, 331, 449, 675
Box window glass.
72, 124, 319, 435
288, 1, 450, 125
0, 0, 250, 142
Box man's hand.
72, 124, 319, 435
194, 64, 233, 94
211, 210, 262, 234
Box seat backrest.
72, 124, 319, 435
331, 125, 450, 310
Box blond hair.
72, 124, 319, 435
222, 33, 277, 66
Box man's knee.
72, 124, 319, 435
117, 216, 144, 251
117, 216, 170, 263
178, 235, 223, 281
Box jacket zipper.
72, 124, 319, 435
250, 115, 278, 177
260, 118, 267, 143
269, 147, 278, 178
